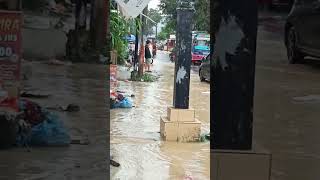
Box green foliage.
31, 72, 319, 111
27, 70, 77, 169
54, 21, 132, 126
128, 17, 142, 35
194, 0, 210, 31
110, 10, 129, 64
141, 73, 158, 82
157, 21, 175, 40
130, 72, 158, 82
158, 31, 167, 40
159, 0, 210, 31
145, 8, 163, 35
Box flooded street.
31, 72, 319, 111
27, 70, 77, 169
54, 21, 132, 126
0, 62, 108, 180
254, 13, 320, 180
110, 51, 210, 180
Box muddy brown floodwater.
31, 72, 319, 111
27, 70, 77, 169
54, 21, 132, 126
110, 51, 210, 180
0, 61, 108, 180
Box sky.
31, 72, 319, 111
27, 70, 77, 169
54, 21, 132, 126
147, 0, 165, 33
148, 0, 160, 9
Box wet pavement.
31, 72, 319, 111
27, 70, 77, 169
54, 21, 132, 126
110, 51, 210, 180
0, 62, 108, 180
254, 12, 320, 180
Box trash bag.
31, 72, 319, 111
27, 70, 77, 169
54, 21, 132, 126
19, 99, 45, 126
111, 97, 132, 109
28, 111, 70, 146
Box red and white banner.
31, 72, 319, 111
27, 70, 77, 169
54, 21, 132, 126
0, 10, 22, 112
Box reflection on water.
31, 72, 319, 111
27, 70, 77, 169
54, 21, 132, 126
111, 51, 210, 180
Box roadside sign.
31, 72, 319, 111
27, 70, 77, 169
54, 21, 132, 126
115, 0, 152, 18
0, 10, 22, 112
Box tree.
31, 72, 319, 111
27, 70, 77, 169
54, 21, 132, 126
145, 8, 163, 35
159, 0, 209, 31
158, 31, 167, 40
194, 0, 210, 31
158, 22, 175, 40
110, 10, 130, 64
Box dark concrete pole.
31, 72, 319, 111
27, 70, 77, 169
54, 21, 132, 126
210, 0, 258, 150
138, 7, 148, 76
173, 1, 194, 109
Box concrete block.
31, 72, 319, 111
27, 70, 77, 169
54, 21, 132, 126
178, 109, 195, 122
160, 116, 178, 141
177, 120, 201, 142
167, 107, 179, 121
167, 107, 195, 122
212, 150, 272, 180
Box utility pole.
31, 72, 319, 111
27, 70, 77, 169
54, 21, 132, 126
138, 6, 148, 76
173, 0, 194, 109
160, 0, 201, 143
210, 0, 258, 150
155, 24, 158, 40
134, 16, 140, 71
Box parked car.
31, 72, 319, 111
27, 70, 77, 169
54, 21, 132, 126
199, 54, 210, 82
192, 45, 210, 65
284, 0, 320, 64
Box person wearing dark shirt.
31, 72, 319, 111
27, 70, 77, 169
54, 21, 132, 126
145, 40, 152, 72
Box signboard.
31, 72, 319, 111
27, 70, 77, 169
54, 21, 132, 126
0, 10, 22, 112
115, 0, 152, 18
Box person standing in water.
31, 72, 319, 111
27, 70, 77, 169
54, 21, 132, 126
144, 40, 153, 72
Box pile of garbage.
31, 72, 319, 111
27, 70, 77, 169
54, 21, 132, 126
0, 99, 71, 148
110, 90, 132, 109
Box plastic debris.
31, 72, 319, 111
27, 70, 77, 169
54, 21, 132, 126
110, 159, 120, 167
200, 133, 210, 142
111, 97, 132, 109
16, 100, 71, 147
20, 92, 50, 98
27, 111, 70, 146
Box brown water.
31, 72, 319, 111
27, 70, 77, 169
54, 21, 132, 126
110, 51, 210, 180
0, 62, 108, 180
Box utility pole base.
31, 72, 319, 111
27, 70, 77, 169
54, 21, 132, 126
212, 150, 272, 180
160, 107, 201, 142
